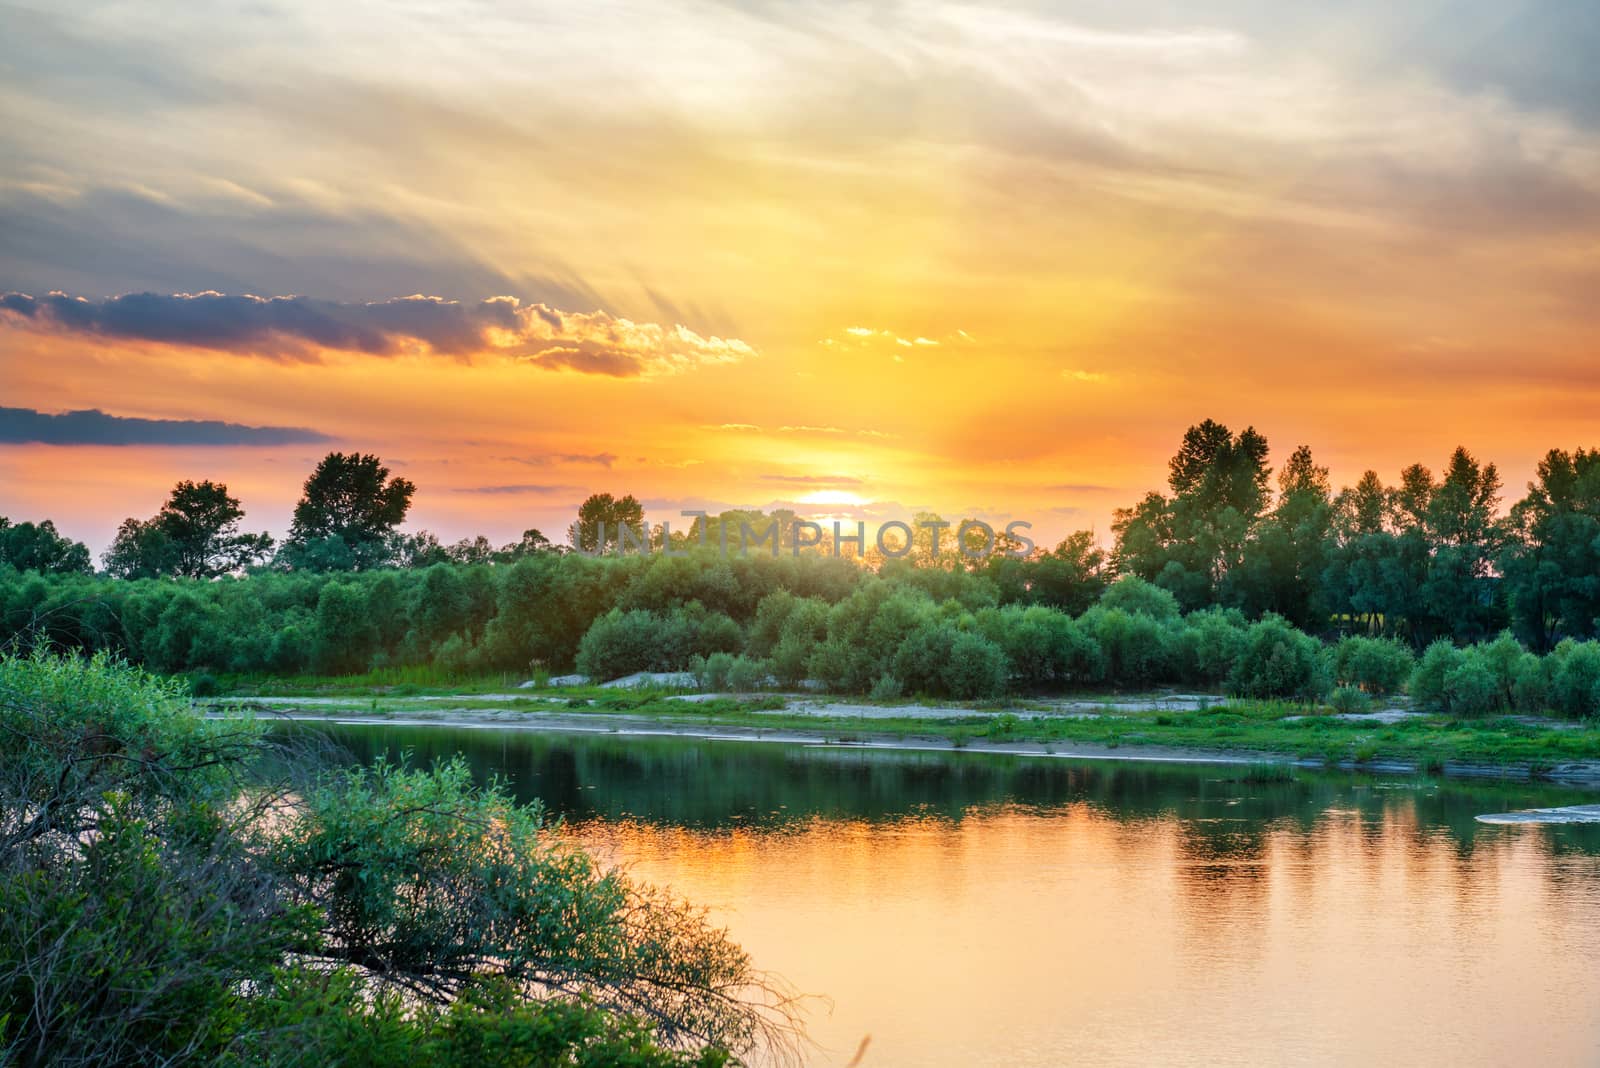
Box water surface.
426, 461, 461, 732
296, 724, 1600, 1066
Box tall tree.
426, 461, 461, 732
1113, 419, 1272, 609
1501, 447, 1600, 650
1228, 445, 1334, 628
0, 518, 91, 575
157, 480, 274, 578
102, 517, 174, 578
569, 493, 645, 551
103, 481, 273, 578
284, 453, 416, 570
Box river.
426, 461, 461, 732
290, 723, 1600, 1066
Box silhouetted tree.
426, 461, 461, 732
569, 493, 644, 552
0, 518, 91, 575
282, 453, 415, 570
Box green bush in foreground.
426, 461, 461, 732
0, 651, 794, 1066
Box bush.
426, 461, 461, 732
869, 673, 904, 700
1327, 685, 1370, 715
188, 671, 221, 697
1512, 652, 1551, 713
1443, 653, 1501, 717
942, 631, 1009, 699
1228, 615, 1329, 701
1409, 639, 1465, 711
1175, 608, 1246, 685
1330, 636, 1414, 695
575, 609, 695, 679
724, 655, 769, 693
1084, 607, 1171, 687
1550, 640, 1600, 719
1098, 575, 1181, 621
974, 605, 1101, 688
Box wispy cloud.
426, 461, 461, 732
450, 483, 578, 495
759, 473, 865, 486
504, 452, 618, 468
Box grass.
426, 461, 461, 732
205, 675, 1600, 775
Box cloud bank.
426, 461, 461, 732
0, 405, 331, 446
0, 291, 756, 377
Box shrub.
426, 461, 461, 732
869, 673, 904, 700
1330, 636, 1414, 695
723, 655, 769, 693
974, 605, 1100, 688
892, 622, 957, 694
1476, 632, 1528, 707
1084, 607, 1171, 687
1327, 685, 1370, 715
1550, 640, 1600, 719
1228, 614, 1329, 701
575, 609, 694, 679
1512, 652, 1551, 713
1098, 575, 1181, 621
188, 671, 221, 697
1408, 639, 1465, 711
1175, 608, 1247, 685
694, 651, 737, 690
942, 631, 1009, 699
1443, 653, 1501, 717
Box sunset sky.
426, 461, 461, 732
2, 1, 1598, 554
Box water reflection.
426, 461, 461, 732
285, 724, 1600, 1066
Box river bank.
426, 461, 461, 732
207, 690, 1600, 785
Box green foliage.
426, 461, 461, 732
1327, 685, 1371, 715
1173, 607, 1246, 685
0, 652, 781, 1065
282, 452, 416, 570
1228, 615, 1329, 701
0, 517, 91, 575
868, 673, 904, 700
1409, 640, 1463, 711
942, 631, 1009, 699
1330, 636, 1415, 695
1443, 653, 1501, 718
1549, 640, 1600, 719
1098, 575, 1181, 621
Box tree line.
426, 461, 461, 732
1, 422, 1597, 695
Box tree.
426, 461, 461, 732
1501, 448, 1600, 650
1113, 419, 1272, 609
101, 482, 272, 579
102, 516, 175, 579
570, 493, 645, 552
0, 518, 91, 574
1227, 445, 1334, 628
157, 480, 273, 578
284, 453, 416, 570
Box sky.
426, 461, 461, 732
2, 0, 1598, 555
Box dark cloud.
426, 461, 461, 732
0, 288, 755, 375
0, 290, 519, 359
0, 406, 331, 446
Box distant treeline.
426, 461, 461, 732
5, 545, 1600, 718
1, 421, 1597, 693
